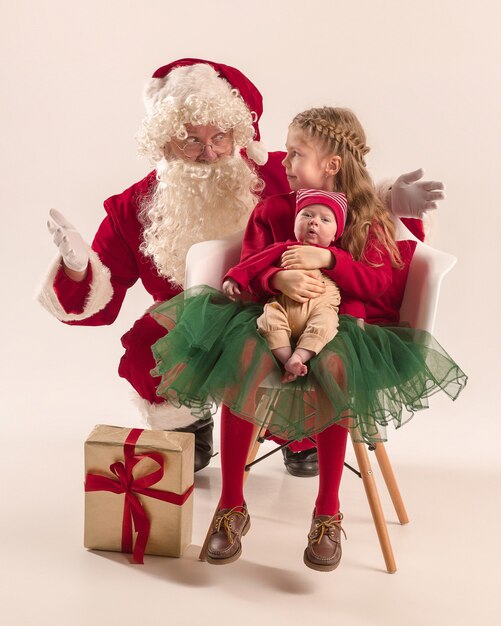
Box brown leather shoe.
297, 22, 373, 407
206, 504, 251, 565
303, 512, 346, 572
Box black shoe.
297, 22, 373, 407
173, 418, 214, 472
282, 446, 319, 477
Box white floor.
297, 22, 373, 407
2, 422, 499, 626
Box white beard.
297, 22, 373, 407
139, 156, 262, 286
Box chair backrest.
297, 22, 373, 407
185, 231, 244, 290
184, 220, 457, 334
394, 220, 457, 333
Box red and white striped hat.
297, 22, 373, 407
295, 189, 348, 240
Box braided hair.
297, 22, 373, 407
291, 107, 402, 268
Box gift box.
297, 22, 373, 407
84, 425, 194, 563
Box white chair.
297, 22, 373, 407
186, 224, 457, 572
185, 231, 243, 291
395, 220, 457, 332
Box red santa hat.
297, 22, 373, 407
143, 58, 268, 165
295, 189, 348, 241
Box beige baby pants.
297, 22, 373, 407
256, 273, 341, 354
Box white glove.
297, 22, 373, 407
390, 169, 446, 219
47, 209, 89, 272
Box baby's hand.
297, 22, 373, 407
222, 278, 241, 300
281, 245, 333, 270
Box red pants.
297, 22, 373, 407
219, 405, 348, 516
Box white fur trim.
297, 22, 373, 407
246, 140, 268, 165
132, 395, 201, 430
37, 247, 113, 322
144, 65, 232, 114
143, 77, 167, 114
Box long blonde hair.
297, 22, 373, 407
291, 107, 402, 268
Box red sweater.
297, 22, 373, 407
241, 192, 420, 325
226, 239, 365, 319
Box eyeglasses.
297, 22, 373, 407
172, 132, 233, 158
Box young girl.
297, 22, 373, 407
223, 189, 359, 383
150, 107, 467, 571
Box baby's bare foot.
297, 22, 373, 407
282, 354, 308, 383
282, 370, 298, 383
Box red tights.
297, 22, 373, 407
219, 405, 348, 516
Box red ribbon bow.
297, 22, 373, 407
85, 428, 194, 564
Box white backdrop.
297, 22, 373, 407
1, 0, 499, 468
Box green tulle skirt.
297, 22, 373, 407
150, 286, 467, 443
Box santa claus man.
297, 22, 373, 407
38, 58, 443, 473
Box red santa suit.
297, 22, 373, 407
38, 152, 290, 426
38, 159, 422, 427
39, 155, 422, 433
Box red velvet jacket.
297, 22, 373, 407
52, 152, 289, 323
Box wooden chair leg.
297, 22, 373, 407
350, 434, 397, 574
243, 423, 265, 485
373, 442, 409, 525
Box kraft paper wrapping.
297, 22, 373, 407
84, 425, 194, 558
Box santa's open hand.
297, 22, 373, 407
47, 209, 89, 272
391, 169, 446, 218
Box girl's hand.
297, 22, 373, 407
222, 278, 241, 300
272, 270, 326, 303
280, 245, 334, 270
